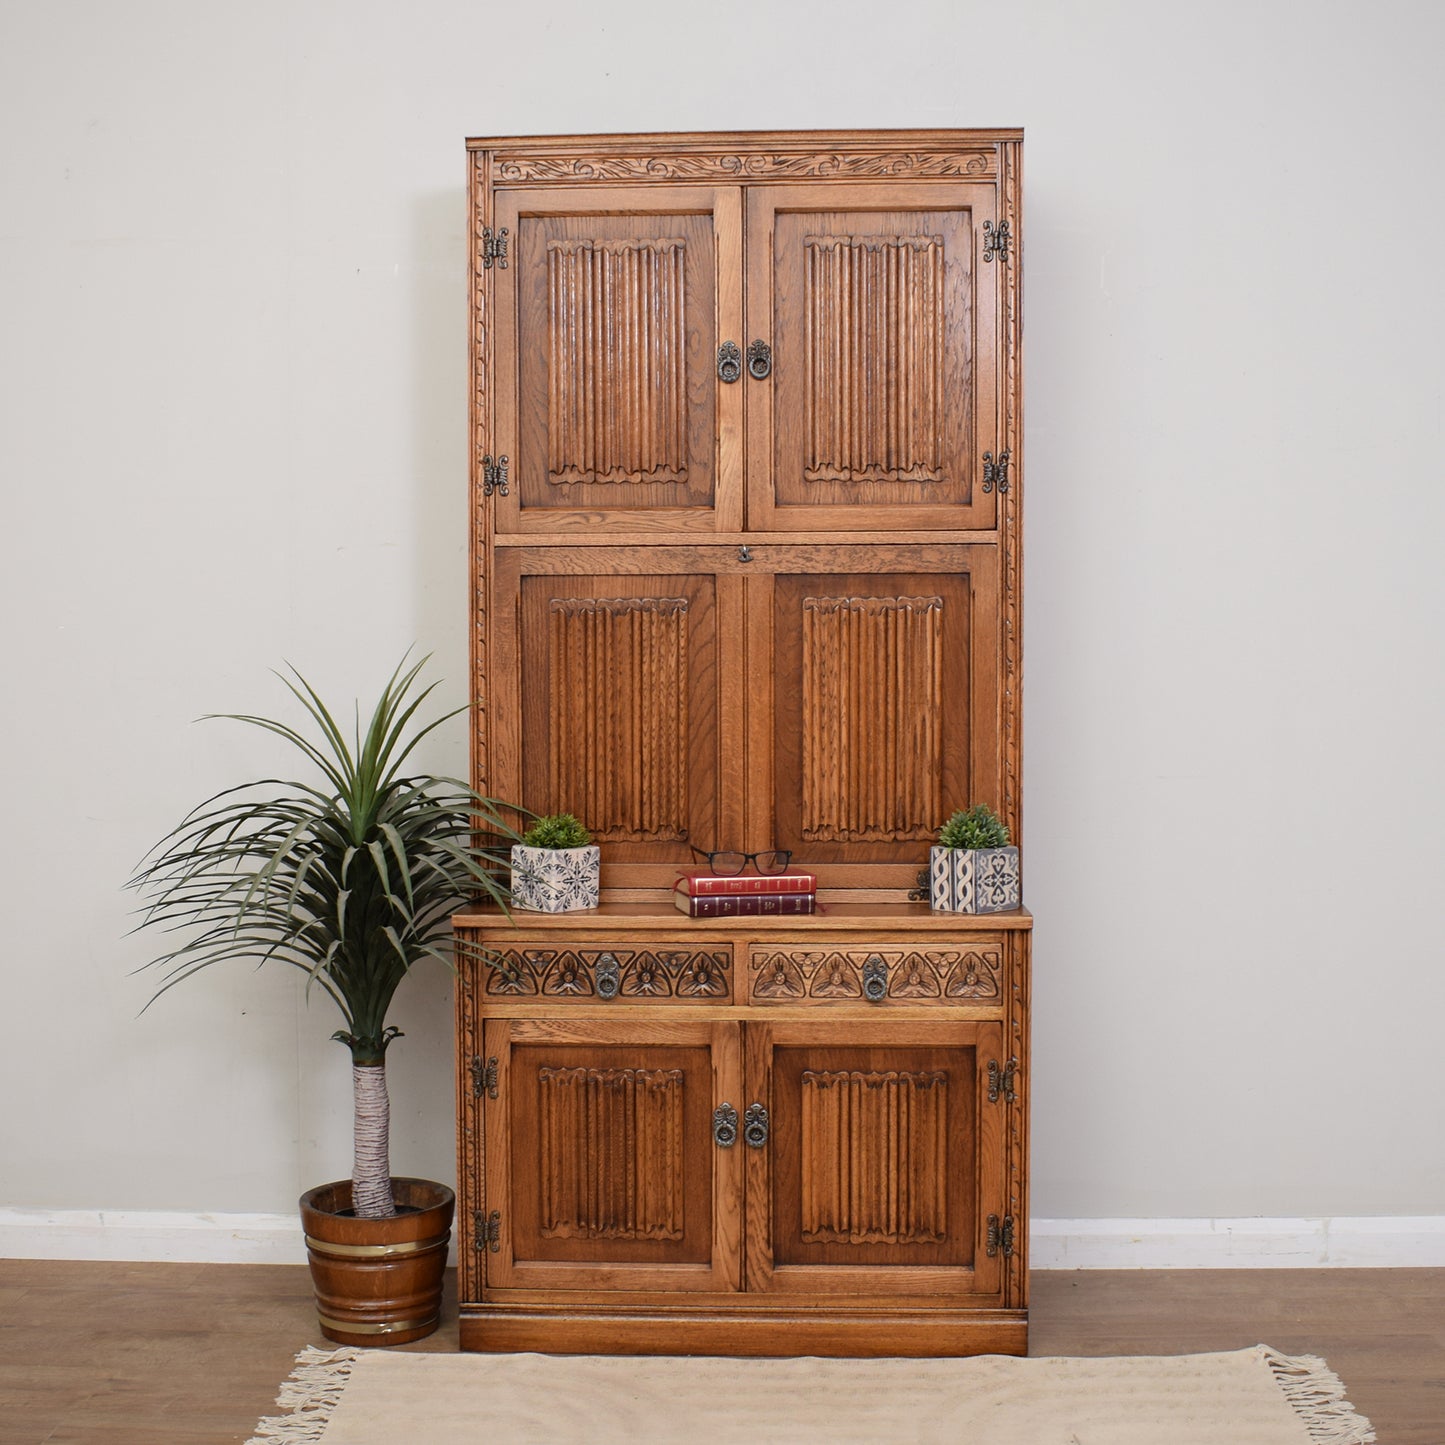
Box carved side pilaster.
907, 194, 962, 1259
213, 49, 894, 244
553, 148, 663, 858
454, 933, 483, 1301
999, 140, 1023, 846
470, 148, 492, 796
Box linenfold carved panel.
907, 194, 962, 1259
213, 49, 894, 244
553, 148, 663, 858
801, 596, 942, 841
539, 1066, 685, 1241
547, 240, 689, 486
548, 598, 689, 840
495, 151, 996, 183
804, 237, 945, 484
800, 1069, 948, 1244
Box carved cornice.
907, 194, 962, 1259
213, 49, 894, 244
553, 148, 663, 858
494, 150, 996, 184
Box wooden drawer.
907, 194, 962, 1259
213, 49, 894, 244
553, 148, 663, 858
477, 943, 733, 1004
746, 940, 1006, 1007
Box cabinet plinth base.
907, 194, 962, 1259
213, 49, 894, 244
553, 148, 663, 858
459, 1305, 1028, 1358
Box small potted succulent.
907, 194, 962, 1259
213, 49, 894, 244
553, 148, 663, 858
929, 804, 1020, 913
510, 812, 600, 912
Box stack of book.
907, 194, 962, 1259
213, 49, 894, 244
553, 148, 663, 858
672, 868, 818, 917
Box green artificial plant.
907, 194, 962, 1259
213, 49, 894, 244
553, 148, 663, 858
128, 655, 517, 1219
938, 804, 1011, 851
520, 813, 593, 849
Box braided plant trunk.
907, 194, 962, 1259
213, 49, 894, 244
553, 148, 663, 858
351, 1062, 396, 1218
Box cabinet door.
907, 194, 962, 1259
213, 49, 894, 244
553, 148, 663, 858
743, 1020, 1007, 1299
742, 543, 1002, 884
493, 185, 743, 534
489, 546, 747, 887
483, 1018, 742, 1292
746, 183, 1000, 532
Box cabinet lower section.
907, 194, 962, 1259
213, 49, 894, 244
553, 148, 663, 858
454, 903, 1031, 1357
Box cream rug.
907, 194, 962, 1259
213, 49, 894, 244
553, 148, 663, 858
249, 1344, 1375, 1444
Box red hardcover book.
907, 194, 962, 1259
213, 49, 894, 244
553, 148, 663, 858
674, 869, 817, 897
674, 891, 817, 918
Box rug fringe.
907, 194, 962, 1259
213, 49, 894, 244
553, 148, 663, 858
246, 1346, 362, 1444
1259, 1345, 1376, 1444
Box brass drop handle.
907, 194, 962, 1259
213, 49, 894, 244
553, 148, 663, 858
594, 952, 621, 999
747, 340, 772, 380
743, 1102, 770, 1148
717, 341, 742, 383
713, 1103, 739, 1148
862, 953, 889, 1002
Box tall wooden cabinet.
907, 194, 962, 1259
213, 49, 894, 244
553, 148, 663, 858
457, 129, 1029, 1356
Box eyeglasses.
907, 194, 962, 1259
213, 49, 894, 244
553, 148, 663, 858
691, 846, 793, 876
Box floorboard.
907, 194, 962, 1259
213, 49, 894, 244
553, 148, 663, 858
0, 1261, 1436, 1442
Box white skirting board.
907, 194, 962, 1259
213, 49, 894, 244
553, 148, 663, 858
2, 1210, 1443, 1267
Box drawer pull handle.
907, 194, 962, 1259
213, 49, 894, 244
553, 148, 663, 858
743, 1102, 770, 1149
594, 952, 621, 999
717, 341, 742, 383
862, 954, 889, 1002
747, 339, 772, 380
713, 1103, 739, 1148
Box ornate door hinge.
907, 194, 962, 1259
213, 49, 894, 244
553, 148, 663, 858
982, 219, 1011, 263
908, 867, 930, 902
482, 453, 509, 498
986, 1213, 1015, 1258
987, 1057, 1019, 1105
982, 449, 1011, 494
475, 1209, 501, 1253
471, 1055, 499, 1099
481, 226, 509, 269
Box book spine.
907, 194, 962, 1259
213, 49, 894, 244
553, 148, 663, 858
678, 873, 818, 896
675, 892, 817, 917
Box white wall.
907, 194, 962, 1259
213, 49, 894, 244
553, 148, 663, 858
2, 0, 1442, 1240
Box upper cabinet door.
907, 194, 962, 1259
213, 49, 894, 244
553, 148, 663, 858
492, 185, 743, 535
746, 183, 1000, 532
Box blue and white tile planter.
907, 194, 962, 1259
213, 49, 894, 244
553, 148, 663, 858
510, 844, 600, 913
929, 845, 1020, 914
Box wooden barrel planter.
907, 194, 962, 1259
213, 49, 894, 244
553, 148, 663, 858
300, 1176, 455, 1346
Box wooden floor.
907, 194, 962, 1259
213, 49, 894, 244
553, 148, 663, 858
0, 1261, 1438, 1443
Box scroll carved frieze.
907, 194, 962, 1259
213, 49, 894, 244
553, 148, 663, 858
750, 948, 1001, 1002
547, 240, 689, 486
486, 948, 730, 999
495, 151, 995, 182
800, 1069, 948, 1244
548, 598, 689, 840
801, 596, 942, 841
539, 1066, 685, 1241
804, 236, 945, 484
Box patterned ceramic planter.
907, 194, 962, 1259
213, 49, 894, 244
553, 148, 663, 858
929, 844, 1020, 914
510, 843, 600, 913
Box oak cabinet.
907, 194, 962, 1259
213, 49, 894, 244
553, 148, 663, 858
461, 129, 1028, 1357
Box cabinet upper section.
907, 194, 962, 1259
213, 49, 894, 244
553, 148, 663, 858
470, 131, 1022, 539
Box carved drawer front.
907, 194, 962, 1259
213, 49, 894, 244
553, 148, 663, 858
483, 945, 732, 1003
747, 942, 1004, 1007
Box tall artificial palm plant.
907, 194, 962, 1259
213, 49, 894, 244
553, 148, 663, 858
129, 656, 515, 1218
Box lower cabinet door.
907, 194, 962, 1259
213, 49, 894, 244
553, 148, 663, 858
743, 1019, 1008, 1298
483, 1018, 742, 1292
